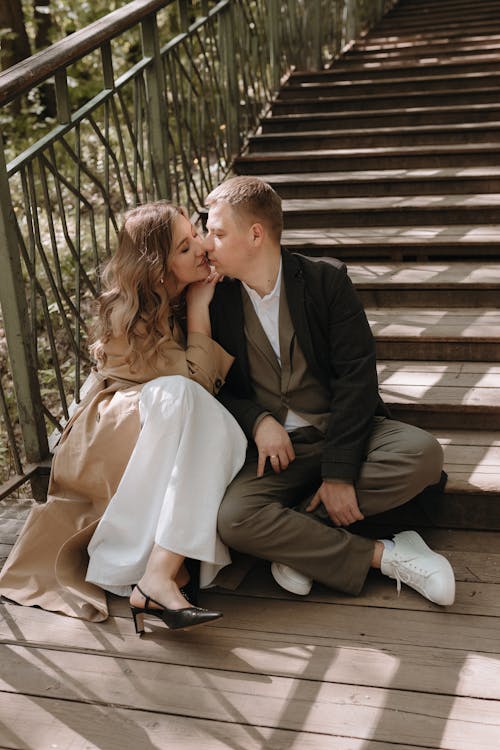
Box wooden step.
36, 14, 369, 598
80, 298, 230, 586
281, 195, 500, 228
338, 50, 500, 72
278, 72, 500, 99
272, 87, 500, 114
384, 0, 499, 16
367, 307, 500, 361
263, 104, 500, 132
353, 33, 500, 54
363, 23, 500, 45
250, 123, 500, 152
426, 430, 500, 529
282, 226, 500, 261
236, 144, 500, 172
377, 23, 500, 39
382, 0, 500, 18
391, 0, 498, 10
347, 261, 500, 307
348, 39, 500, 61
379, 11, 500, 33
258, 169, 500, 198
376, 361, 500, 429
291, 57, 500, 82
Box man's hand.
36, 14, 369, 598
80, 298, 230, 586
254, 415, 295, 477
306, 480, 364, 526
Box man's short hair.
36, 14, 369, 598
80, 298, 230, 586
206, 176, 283, 243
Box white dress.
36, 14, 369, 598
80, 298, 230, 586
85, 375, 247, 594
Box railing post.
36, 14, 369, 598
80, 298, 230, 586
141, 13, 170, 200
349, 0, 360, 41
220, 2, 240, 159
307, 0, 323, 70
177, 0, 189, 29
54, 68, 71, 125
268, 0, 281, 92
0, 134, 50, 500
342, 0, 356, 49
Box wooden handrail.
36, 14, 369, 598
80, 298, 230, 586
0, 0, 172, 106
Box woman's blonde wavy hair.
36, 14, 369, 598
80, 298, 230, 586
91, 200, 185, 368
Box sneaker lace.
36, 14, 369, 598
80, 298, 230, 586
390, 558, 432, 596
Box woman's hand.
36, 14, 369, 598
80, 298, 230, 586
185, 265, 221, 310
185, 265, 221, 336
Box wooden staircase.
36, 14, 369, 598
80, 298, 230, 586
234, 0, 500, 531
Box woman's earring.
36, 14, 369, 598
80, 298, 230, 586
160, 277, 164, 284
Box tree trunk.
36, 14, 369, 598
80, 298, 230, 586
0, 0, 31, 71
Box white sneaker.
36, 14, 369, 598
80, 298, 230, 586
271, 562, 313, 596
380, 531, 455, 606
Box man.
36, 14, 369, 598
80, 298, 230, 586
205, 176, 455, 606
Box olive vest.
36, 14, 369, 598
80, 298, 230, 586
241, 281, 331, 434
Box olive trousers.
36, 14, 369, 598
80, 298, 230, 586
216, 417, 443, 595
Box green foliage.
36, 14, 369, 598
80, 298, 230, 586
22, 0, 125, 45
2, 3, 186, 165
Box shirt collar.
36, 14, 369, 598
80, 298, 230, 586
242, 259, 282, 306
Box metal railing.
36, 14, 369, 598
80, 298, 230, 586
0, 0, 388, 500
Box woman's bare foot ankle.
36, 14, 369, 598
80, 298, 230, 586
130, 579, 190, 611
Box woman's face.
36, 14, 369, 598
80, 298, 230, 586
167, 213, 210, 293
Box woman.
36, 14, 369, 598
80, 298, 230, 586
0, 201, 247, 631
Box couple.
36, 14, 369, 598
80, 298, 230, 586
0, 176, 455, 633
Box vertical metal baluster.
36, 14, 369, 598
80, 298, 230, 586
141, 14, 170, 200
220, 1, 239, 161
0, 135, 49, 499
268, 0, 281, 94
75, 122, 82, 403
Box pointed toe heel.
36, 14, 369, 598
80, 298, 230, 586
131, 607, 145, 635
130, 584, 222, 634
179, 579, 198, 606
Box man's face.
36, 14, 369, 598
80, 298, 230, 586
204, 202, 253, 279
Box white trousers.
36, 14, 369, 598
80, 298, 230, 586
86, 376, 247, 595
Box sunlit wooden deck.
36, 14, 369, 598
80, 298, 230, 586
1, 498, 499, 749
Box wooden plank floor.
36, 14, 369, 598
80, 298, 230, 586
1, 499, 499, 750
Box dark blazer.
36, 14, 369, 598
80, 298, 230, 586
210, 249, 389, 482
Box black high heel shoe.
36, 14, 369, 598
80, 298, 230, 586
130, 584, 222, 635
181, 558, 200, 606
179, 581, 197, 606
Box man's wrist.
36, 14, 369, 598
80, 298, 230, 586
252, 411, 272, 438
323, 478, 354, 485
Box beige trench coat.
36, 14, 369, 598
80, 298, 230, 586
0, 329, 234, 621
